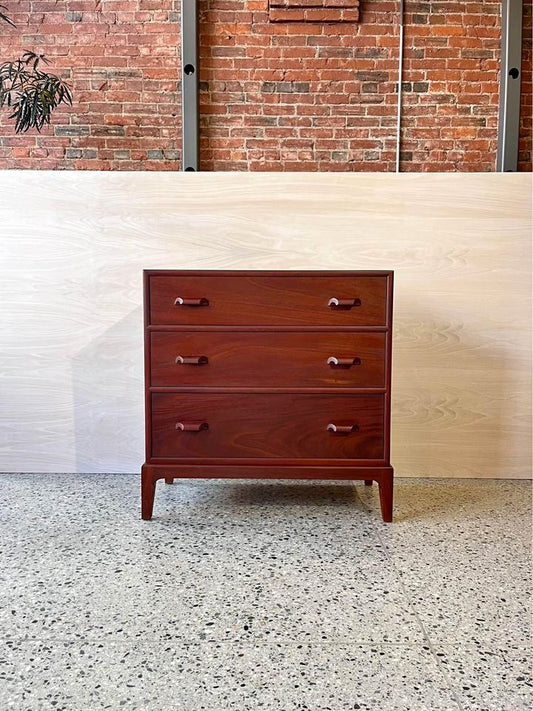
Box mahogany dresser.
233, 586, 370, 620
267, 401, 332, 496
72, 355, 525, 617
142, 270, 394, 521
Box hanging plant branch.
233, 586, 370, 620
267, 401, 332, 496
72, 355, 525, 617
0, 52, 72, 132
0, 5, 15, 26
1, 8, 72, 132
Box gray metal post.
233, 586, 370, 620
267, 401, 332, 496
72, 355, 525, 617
181, 0, 199, 171
395, 0, 404, 173
497, 0, 523, 171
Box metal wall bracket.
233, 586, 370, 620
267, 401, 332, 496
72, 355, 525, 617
497, 0, 523, 171
181, 0, 199, 171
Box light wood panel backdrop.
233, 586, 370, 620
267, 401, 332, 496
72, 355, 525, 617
0, 172, 531, 477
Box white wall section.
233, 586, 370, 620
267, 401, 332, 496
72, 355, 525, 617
0, 172, 530, 477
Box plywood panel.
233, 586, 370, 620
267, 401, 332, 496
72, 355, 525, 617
0, 172, 530, 477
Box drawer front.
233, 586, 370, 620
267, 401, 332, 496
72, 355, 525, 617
151, 393, 384, 460
149, 275, 388, 326
150, 331, 386, 388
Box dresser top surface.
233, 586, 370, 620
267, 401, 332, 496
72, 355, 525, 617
144, 269, 394, 277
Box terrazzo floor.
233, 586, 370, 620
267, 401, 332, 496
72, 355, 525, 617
0, 474, 531, 711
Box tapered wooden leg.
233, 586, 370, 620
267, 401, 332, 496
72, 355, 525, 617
165, 477, 174, 485
364, 480, 373, 486
378, 469, 393, 522
141, 468, 156, 520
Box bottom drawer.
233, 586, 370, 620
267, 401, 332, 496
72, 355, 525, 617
151, 393, 385, 460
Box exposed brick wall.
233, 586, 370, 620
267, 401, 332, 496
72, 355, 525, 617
0, 1, 182, 170
0, 1, 531, 171
199, 0, 518, 171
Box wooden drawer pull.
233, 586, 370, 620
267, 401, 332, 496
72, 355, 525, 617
328, 297, 361, 310
174, 297, 209, 307
176, 421, 209, 432
175, 355, 209, 365
327, 356, 362, 368
327, 423, 360, 435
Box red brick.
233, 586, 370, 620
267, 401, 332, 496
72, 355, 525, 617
0, 0, 531, 172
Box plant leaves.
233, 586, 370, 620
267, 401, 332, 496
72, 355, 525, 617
0, 5, 16, 27
0, 52, 71, 132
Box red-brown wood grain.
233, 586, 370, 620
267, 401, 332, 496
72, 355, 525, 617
142, 270, 394, 522
150, 331, 386, 389
151, 392, 385, 460
148, 273, 388, 327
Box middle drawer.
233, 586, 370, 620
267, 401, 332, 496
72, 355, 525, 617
150, 331, 386, 389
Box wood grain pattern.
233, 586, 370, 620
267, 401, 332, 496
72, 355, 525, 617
150, 392, 385, 460
149, 273, 388, 326
144, 268, 393, 522
150, 331, 386, 388
0, 172, 530, 477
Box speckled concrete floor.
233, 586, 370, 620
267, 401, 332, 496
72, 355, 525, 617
0, 475, 531, 711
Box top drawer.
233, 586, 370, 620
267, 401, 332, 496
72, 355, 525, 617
147, 273, 390, 327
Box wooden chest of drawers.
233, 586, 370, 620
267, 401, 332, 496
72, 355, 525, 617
141, 270, 394, 521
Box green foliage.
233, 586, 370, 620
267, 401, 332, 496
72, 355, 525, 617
0, 51, 72, 132
1, 7, 72, 132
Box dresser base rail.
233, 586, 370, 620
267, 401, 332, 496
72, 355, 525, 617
141, 464, 393, 522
